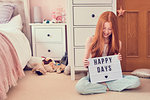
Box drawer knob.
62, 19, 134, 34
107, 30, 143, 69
91, 14, 95, 18
47, 34, 50, 37
48, 49, 51, 52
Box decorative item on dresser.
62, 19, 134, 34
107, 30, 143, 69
30, 23, 66, 61
67, 0, 116, 80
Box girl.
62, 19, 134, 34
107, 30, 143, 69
75, 11, 140, 94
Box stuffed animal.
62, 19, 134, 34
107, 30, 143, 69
42, 57, 55, 72
27, 57, 47, 75
54, 63, 66, 74
51, 7, 65, 23
55, 7, 65, 23
42, 57, 67, 74
43, 19, 50, 24
27, 56, 68, 75
64, 65, 71, 75
59, 52, 70, 74
51, 12, 57, 23
56, 12, 62, 23
27, 57, 55, 75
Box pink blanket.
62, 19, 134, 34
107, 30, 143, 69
0, 32, 25, 100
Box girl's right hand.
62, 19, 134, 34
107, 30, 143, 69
83, 58, 89, 68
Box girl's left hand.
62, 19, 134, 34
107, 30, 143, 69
115, 53, 122, 61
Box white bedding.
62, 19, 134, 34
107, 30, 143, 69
0, 29, 31, 69
0, 14, 31, 69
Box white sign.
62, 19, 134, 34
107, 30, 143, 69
88, 55, 123, 83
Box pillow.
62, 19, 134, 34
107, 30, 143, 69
131, 68, 150, 78
0, 4, 15, 24
8, 14, 23, 30
0, 14, 23, 31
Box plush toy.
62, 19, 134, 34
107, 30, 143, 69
42, 57, 55, 72
43, 19, 50, 24
59, 52, 70, 74
32, 65, 47, 75
27, 57, 55, 75
51, 12, 57, 23
42, 57, 66, 74
57, 7, 65, 22
51, 7, 65, 23
27, 57, 47, 75
64, 65, 71, 75
56, 12, 62, 23
27, 56, 69, 75
61, 12, 66, 23
54, 63, 66, 74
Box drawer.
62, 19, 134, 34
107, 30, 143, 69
74, 48, 85, 67
35, 28, 62, 43
73, 7, 112, 25
74, 27, 95, 46
36, 43, 65, 60
73, 0, 112, 4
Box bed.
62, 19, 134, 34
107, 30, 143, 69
0, 0, 31, 99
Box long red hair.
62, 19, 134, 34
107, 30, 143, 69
90, 11, 119, 58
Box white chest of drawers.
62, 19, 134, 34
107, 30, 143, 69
30, 23, 66, 61
67, 0, 116, 80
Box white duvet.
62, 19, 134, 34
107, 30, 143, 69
0, 29, 31, 69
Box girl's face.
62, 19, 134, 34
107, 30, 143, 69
103, 22, 112, 39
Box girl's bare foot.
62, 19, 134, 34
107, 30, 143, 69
102, 82, 109, 91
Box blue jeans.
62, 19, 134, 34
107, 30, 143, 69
75, 74, 140, 94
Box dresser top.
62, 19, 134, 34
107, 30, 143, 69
29, 23, 66, 26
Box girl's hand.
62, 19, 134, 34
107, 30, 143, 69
83, 58, 89, 68
115, 53, 122, 61
118, 53, 122, 61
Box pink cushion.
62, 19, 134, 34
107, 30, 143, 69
0, 4, 15, 24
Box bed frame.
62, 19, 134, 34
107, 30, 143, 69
0, 0, 31, 44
